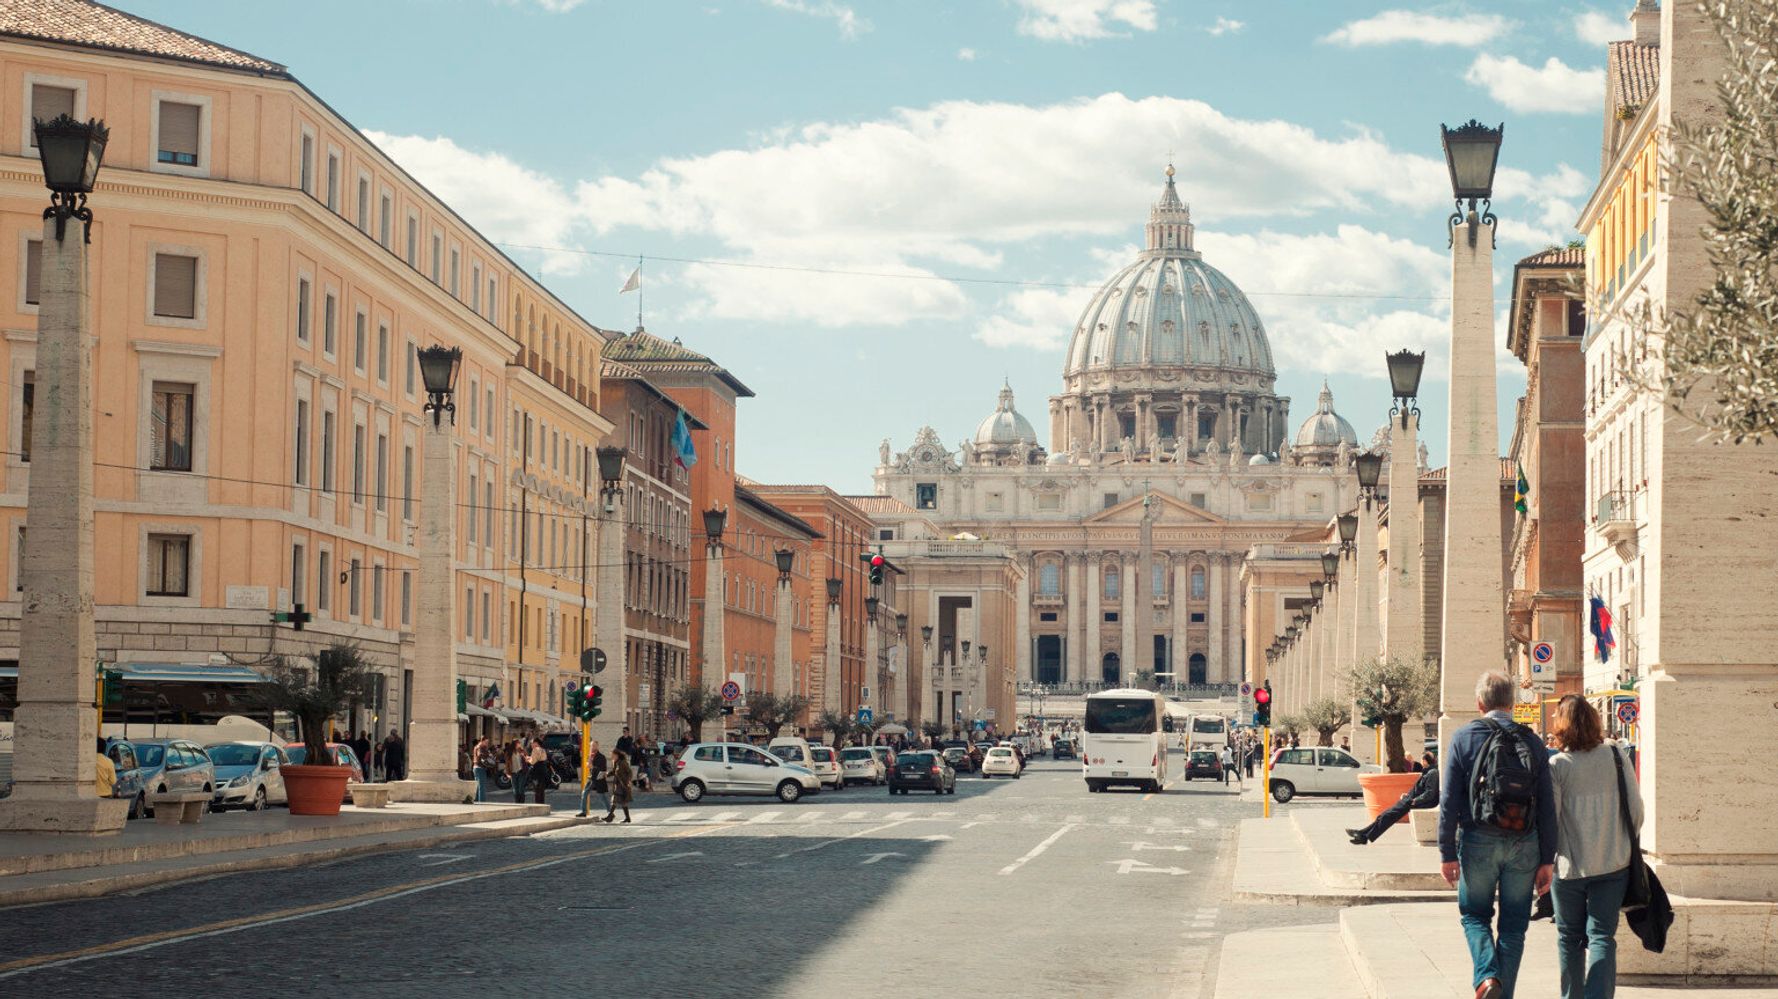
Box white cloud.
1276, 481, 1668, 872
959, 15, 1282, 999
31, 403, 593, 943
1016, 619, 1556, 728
1013, 0, 1157, 42
512, 0, 585, 11
1573, 10, 1627, 46
1322, 10, 1511, 47
763, 0, 869, 39
977, 284, 1094, 349
1207, 16, 1244, 36
680, 256, 967, 327
957, 47, 978, 61
1464, 54, 1603, 114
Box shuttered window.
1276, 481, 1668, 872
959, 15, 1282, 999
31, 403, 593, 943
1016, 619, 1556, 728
152, 253, 198, 319
299, 134, 313, 193
24, 240, 42, 305
19, 371, 33, 464
29, 85, 76, 145
150, 382, 194, 471
146, 534, 190, 596
156, 101, 201, 166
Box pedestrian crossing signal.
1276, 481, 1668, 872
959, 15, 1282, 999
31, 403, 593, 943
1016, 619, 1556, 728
1253, 683, 1272, 726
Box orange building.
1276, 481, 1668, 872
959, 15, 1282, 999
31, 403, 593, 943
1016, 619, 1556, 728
728, 485, 818, 711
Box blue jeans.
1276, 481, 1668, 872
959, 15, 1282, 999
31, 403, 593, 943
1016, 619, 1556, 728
1457, 827, 1540, 998
472, 766, 491, 803
1554, 868, 1629, 999
512, 770, 528, 803
579, 782, 609, 816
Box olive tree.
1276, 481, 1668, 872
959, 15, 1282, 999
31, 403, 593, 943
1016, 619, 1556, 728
665, 686, 724, 743
1301, 697, 1352, 748
1344, 655, 1441, 773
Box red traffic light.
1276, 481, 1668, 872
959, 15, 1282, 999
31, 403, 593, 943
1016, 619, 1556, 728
870, 555, 885, 568
1255, 688, 1271, 705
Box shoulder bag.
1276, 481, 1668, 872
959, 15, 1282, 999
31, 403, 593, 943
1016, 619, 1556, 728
1612, 746, 1673, 952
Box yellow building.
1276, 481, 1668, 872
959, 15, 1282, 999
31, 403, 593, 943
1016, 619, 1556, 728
0, 2, 611, 739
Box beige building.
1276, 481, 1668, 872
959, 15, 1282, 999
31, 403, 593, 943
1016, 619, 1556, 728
0, 3, 612, 740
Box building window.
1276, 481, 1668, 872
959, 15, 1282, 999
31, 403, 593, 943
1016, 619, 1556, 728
156, 101, 200, 166
471, 264, 482, 311
468, 379, 479, 430
430, 233, 442, 283
294, 398, 309, 485
1103, 492, 1119, 509
1037, 493, 1061, 512
320, 410, 336, 493
149, 382, 194, 471
376, 324, 389, 382
1104, 611, 1119, 623
352, 423, 365, 504
1190, 566, 1206, 600
915, 483, 937, 510
299, 132, 313, 194
356, 176, 370, 230
291, 542, 306, 607
353, 311, 366, 372
30, 84, 77, 145
19, 371, 34, 463
317, 551, 331, 611
295, 277, 311, 343
24, 239, 42, 306
486, 388, 495, 438
322, 292, 337, 355
1188, 492, 1207, 508
481, 591, 491, 642
372, 564, 384, 622
465, 587, 475, 641
484, 480, 494, 547
402, 445, 414, 521
405, 216, 417, 267
379, 194, 392, 247
374, 433, 388, 512
325, 153, 340, 211
348, 558, 361, 616
405, 341, 417, 395
488, 278, 498, 321
1104, 568, 1120, 599
1152, 564, 1166, 597
400, 571, 412, 626
468, 472, 479, 541
145, 534, 190, 596
449, 248, 460, 296
1190, 612, 1205, 623
878, 528, 895, 541
151, 253, 198, 319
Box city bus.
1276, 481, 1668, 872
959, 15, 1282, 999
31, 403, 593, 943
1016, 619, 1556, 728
1184, 713, 1231, 752
1082, 688, 1169, 793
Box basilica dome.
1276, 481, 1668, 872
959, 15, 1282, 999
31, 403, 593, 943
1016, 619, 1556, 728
974, 382, 1039, 447
1295, 382, 1358, 448
1062, 168, 1275, 384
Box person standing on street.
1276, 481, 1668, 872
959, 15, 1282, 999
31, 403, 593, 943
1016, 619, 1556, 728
604, 750, 633, 823
383, 732, 406, 782
1349, 753, 1440, 844
508, 739, 529, 803
527, 738, 550, 805
1549, 694, 1642, 999
1439, 672, 1557, 999
577, 741, 609, 819
1220, 743, 1238, 786
94, 738, 115, 800
471, 736, 495, 803
351, 732, 372, 783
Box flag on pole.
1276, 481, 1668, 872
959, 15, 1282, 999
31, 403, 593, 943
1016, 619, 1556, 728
670, 408, 697, 469
1514, 463, 1530, 514
1588, 595, 1615, 664
481, 681, 502, 708
619, 267, 641, 294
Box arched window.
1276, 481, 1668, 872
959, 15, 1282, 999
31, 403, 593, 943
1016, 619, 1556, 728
1190, 566, 1206, 600
1104, 567, 1120, 599
1039, 562, 1060, 595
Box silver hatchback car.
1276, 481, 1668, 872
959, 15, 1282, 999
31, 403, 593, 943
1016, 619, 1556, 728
672, 742, 820, 803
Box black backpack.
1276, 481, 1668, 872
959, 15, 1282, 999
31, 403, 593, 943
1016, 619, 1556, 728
1470, 719, 1538, 833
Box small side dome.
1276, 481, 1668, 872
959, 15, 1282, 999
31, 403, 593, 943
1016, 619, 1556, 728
1295, 381, 1358, 448
1248, 453, 1274, 465
974, 381, 1039, 447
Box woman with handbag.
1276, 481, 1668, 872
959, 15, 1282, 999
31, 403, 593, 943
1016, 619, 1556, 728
1549, 694, 1644, 999
603, 751, 633, 824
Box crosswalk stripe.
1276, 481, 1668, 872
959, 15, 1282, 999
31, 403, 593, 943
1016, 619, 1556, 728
841, 810, 865, 821
707, 811, 741, 823
800, 811, 825, 822
747, 811, 781, 824
887, 810, 911, 820
664, 812, 698, 823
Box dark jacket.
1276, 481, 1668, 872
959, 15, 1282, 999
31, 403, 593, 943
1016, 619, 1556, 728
1406, 766, 1440, 809
1437, 712, 1557, 865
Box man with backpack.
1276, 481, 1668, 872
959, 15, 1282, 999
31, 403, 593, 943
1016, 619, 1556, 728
1438, 671, 1556, 999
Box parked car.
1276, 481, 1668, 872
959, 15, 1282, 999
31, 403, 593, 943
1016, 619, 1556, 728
980, 745, 1022, 779
285, 743, 367, 802
1183, 750, 1222, 781
941, 746, 974, 773
104, 739, 152, 819
129, 738, 217, 818
673, 742, 820, 803
888, 750, 955, 795
765, 737, 814, 771
1267, 746, 1380, 803
1053, 739, 1078, 760
868, 745, 893, 777
806, 744, 844, 791
205, 741, 289, 811
839, 746, 885, 785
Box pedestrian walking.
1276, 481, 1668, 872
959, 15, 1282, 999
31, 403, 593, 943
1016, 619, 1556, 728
577, 741, 609, 818
1549, 694, 1642, 999
1439, 672, 1556, 999
351, 731, 372, 782
471, 736, 496, 803
1220, 744, 1238, 786
508, 739, 529, 803
604, 751, 633, 823
1349, 753, 1439, 844
370, 740, 384, 782
527, 738, 551, 804
383, 732, 406, 782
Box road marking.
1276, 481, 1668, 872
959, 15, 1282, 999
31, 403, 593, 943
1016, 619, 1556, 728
840, 810, 865, 821
416, 853, 473, 866
706, 811, 741, 823
860, 851, 903, 865
746, 811, 781, 824
799, 811, 825, 823
998, 824, 1076, 876
1124, 841, 1191, 852
772, 819, 911, 860
887, 810, 911, 820
1108, 815, 1130, 825
0, 824, 720, 979
974, 813, 997, 822
920, 834, 953, 842
1108, 858, 1189, 875
664, 812, 699, 823
646, 851, 704, 864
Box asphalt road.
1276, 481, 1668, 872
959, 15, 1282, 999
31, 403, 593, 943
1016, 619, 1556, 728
0, 750, 1334, 998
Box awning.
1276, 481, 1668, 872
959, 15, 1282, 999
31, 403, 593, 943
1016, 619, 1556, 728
466, 703, 507, 720
877, 723, 910, 735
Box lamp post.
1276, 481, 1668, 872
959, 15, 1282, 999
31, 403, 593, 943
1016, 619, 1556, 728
772, 548, 794, 700
895, 611, 909, 725
701, 507, 727, 741
974, 645, 987, 732
586, 446, 627, 748
394, 345, 476, 801
824, 577, 843, 720
863, 595, 880, 722
920, 623, 933, 731
1437, 119, 1507, 757
1383, 349, 1426, 667
0, 115, 124, 833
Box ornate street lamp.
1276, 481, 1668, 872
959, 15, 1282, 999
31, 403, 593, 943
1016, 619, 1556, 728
921, 624, 933, 645
978, 645, 988, 664
595, 445, 626, 513
1309, 579, 1324, 602
1321, 551, 1341, 583
33, 114, 108, 243
961, 639, 971, 660
1440, 119, 1504, 246
417, 345, 462, 427
1337, 512, 1358, 556
896, 611, 908, 633
774, 548, 794, 580
1386, 349, 1426, 428
826, 576, 842, 603
702, 507, 726, 545
864, 595, 879, 618
1355, 450, 1385, 506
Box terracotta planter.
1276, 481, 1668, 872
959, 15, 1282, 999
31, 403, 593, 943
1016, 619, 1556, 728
1357, 771, 1422, 821
283, 764, 354, 816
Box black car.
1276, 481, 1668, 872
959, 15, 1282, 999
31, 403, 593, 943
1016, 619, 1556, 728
941, 746, 975, 773
1052, 739, 1077, 760
1183, 750, 1222, 781
889, 751, 956, 795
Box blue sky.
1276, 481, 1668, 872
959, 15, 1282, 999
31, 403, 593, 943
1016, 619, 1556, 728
128, 0, 1628, 491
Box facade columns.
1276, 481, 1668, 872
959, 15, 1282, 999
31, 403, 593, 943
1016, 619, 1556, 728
1066, 554, 1085, 683
1224, 552, 1243, 683
1383, 417, 1424, 663
702, 537, 727, 740
1015, 560, 1032, 684
1351, 499, 1382, 764
918, 633, 931, 727
1084, 554, 1102, 685
1207, 554, 1225, 682
1171, 557, 1189, 685
1119, 553, 1137, 686
0, 216, 127, 833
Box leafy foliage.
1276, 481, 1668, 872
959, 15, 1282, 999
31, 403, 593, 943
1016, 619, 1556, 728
919, 720, 946, 741
1301, 697, 1352, 747
666, 685, 725, 742
816, 710, 854, 747
1345, 655, 1441, 772
743, 693, 810, 738
256, 644, 379, 764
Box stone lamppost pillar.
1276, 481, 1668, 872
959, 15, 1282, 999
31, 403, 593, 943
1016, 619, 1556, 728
1436, 121, 1507, 758
1084, 553, 1102, 686
863, 596, 879, 721
895, 613, 909, 725
772, 549, 794, 699
701, 508, 728, 742
1321, 561, 1341, 704
823, 577, 842, 718
588, 450, 629, 749
919, 626, 932, 731
1119, 554, 1137, 686
0, 117, 128, 833
396, 346, 475, 802
1383, 413, 1424, 664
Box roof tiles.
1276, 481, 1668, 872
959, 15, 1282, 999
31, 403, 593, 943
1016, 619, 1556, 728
1608, 40, 1660, 114
0, 0, 285, 74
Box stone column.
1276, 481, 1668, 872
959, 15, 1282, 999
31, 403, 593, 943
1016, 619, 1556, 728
773, 575, 793, 699
918, 634, 932, 728
863, 612, 878, 717
823, 585, 841, 717
587, 491, 628, 749
1066, 554, 1085, 683
1119, 554, 1137, 686
394, 400, 476, 801
1185, 396, 1199, 453
1049, 399, 1063, 454
1134, 394, 1150, 454
1171, 556, 1189, 685
1224, 552, 1243, 684
1084, 554, 1102, 685
1318, 567, 1341, 705
0, 216, 127, 833
1383, 417, 1424, 664
896, 629, 910, 724
702, 538, 727, 740
1015, 560, 1032, 683
1437, 214, 1505, 758
1352, 504, 1381, 764
1207, 554, 1225, 683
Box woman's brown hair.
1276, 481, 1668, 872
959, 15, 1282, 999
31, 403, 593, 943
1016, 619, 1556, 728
1550, 693, 1604, 752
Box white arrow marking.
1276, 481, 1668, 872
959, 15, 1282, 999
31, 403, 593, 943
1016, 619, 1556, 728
920, 834, 953, 842
999, 824, 1076, 875
417, 854, 472, 866
860, 852, 903, 865
646, 851, 704, 864
1107, 858, 1188, 875
1125, 841, 1192, 852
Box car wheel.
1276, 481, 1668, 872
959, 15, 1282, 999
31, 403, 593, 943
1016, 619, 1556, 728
129, 792, 145, 820
945, 783, 955, 795
679, 779, 706, 803
252, 786, 267, 811
777, 780, 803, 804
1271, 780, 1295, 804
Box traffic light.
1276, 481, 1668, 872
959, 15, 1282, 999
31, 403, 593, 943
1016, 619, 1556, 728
868, 553, 886, 586
588, 684, 603, 719
1253, 682, 1272, 726
565, 682, 583, 719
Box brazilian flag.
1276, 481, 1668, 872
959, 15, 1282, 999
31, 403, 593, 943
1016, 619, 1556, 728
1514, 463, 1530, 515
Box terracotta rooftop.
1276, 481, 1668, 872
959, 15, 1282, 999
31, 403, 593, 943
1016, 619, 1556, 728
1608, 40, 1660, 114
843, 495, 919, 515
1517, 247, 1584, 268
602, 328, 754, 397
734, 484, 821, 539
0, 0, 286, 74
598, 358, 705, 429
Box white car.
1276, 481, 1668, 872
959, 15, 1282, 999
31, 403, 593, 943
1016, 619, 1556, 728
839, 747, 885, 785
673, 742, 820, 803
980, 745, 1023, 779
1266, 746, 1382, 803
805, 744, 845, 791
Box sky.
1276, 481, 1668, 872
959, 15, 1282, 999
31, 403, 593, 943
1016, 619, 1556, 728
125, 0, 1627, 492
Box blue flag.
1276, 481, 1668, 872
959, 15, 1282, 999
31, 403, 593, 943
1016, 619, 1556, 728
671, 409, 697, 469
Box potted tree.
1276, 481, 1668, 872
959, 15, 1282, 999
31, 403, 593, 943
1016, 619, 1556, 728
816, 710, 853, 748
665, 686, 724, 743
919, 720, 945, 747
1345, 654, 1441, 819
258, 644, 377, 816
743, 693, 811, 739
1301, 697, 1352, 748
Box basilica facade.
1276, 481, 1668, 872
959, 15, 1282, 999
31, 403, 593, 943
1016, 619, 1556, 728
872, 169, 1366, 688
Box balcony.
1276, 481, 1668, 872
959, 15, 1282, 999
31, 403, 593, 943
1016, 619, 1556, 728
1595, 490, 1638, 556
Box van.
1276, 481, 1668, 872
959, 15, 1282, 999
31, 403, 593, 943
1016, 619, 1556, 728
766, 737, 814, 770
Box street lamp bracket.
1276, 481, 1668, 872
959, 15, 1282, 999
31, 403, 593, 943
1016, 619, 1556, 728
416, 345, 462, 427
33, 114, 109, 243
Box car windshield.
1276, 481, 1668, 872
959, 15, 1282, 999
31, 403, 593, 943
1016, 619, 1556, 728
897, 753, 932, 769
1191, 752, 1216, 762
840, 749, 873, 761
768, 746, 805, 761
205, 744, 261, 766
284, 747, 324, 765
1085, 697, 1158, 734
989, 749, 1012, 757
1192, 718, 1225, 733
134, 744, 166, 767
809, 748, 834, 763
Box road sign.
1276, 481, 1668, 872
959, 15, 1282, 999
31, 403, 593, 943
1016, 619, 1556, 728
1616, 701, 1640, 726
720, 680, 741, 702
856, 706, 872, 725
1531, 642, 1554, 664
581, 647, 607, 673
1511, 703, 1539, 724
1239, 681, 1252, 696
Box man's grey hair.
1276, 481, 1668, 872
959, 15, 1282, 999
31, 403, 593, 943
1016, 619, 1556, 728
1476, 671, 1514, 711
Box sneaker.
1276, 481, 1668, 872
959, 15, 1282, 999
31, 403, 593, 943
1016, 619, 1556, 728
1346, 829, 1369, 845
1475, 977, 1502, 999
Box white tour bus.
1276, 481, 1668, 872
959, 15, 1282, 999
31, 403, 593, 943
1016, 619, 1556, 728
1082, 688, 1169, 793
1184, 713, 1231, 752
